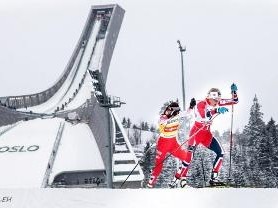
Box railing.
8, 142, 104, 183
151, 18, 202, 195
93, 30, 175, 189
0, 121, 22, 137
0, 8, 114, 110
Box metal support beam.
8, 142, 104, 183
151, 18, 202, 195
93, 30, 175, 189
89, 69, 125, 188
106, 108, 113, 188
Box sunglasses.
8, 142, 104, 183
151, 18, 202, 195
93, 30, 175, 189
167, 107, 180, 111
208, 92, 221, 100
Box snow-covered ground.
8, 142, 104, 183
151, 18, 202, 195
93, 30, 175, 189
0, 118, 104, 188
48, 122, 105, 185
0, 118, 63, 188
0, 122, 21, 137
0, 188, 277, 208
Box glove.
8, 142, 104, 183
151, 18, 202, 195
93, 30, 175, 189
189, 98, 196, 109
217, 107, 229, 114
231, 83, 238, 93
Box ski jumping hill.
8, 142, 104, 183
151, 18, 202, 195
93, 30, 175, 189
0, 4, 143, 189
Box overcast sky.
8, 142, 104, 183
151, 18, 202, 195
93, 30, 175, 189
0, 0, 278, 133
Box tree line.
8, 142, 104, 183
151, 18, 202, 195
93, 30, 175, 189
121, 117, 156, 132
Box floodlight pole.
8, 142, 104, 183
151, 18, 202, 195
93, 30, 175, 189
177, 40, 186, 111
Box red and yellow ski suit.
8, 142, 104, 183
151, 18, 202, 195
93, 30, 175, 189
148, 111, 189, 187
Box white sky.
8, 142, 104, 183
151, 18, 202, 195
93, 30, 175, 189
0, 0, 278, 133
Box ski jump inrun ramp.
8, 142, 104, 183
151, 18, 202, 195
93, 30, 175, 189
0, 4, 143, 189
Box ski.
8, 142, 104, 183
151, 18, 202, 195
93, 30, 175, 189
202, 183, 239, 188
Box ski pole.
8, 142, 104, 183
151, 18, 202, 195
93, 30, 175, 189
228, 103, 234, 182
119, 142, 156, 188
120, 162, 140, 188
200, 151, 206, 187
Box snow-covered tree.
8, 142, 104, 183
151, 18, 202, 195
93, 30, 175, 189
231, 131, 247, 186
187, 147, 213, 187
242, 95, 266, 187
144, 122, 149, 131
122, 117, 127, 128
150, 125, 156, 132
126, 118, 132, 128
263, 118, 278, 187
156, 156, 177, 188
140, 142, 155, 186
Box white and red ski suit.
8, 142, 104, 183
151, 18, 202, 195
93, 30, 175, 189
175, 92, 239, 179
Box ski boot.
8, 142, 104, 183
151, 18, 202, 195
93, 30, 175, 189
146, 183, 154, 188
146, 176, 156, 188
141, 180, 151, 188
169, 178, 179, 188
169, 177, 187, 188
209, 178, 226, 186
209, 179, 226, 187
179, 177, 188, 188
209, 172, 225, 187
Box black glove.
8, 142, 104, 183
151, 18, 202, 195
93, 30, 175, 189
189, 98, 196, 109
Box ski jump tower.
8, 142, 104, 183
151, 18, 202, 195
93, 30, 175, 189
0, 5, 143, 188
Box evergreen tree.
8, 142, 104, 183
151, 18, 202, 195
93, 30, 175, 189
218, 131, 231, 183
257, 119, 275, 187
144, 122, 149, 131
122, 117, 127, 128
264, 118, 278, 186
150, 125, 156, 132
187, 147, 212, 187
133, 127, 141, 145
127, 118, 132, 128
231, 131, 247, 186
140, 121, 145, 130
242, 95, 266, 187
156, 156, 177, 188
126, 118, 131, 140
141, 142, 155, 186
266, 118, 278, 151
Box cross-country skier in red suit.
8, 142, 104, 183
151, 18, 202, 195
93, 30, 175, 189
170, 83, 239, 187
147, 100, 196, 188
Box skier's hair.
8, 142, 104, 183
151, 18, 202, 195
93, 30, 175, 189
163, 101, 180, 117
207, 88, 221, 97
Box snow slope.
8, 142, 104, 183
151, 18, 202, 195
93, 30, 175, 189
0, 188, 277, 208
0, 118, 63, 188
48, 122, 105, 184
0, 118, 104, 188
